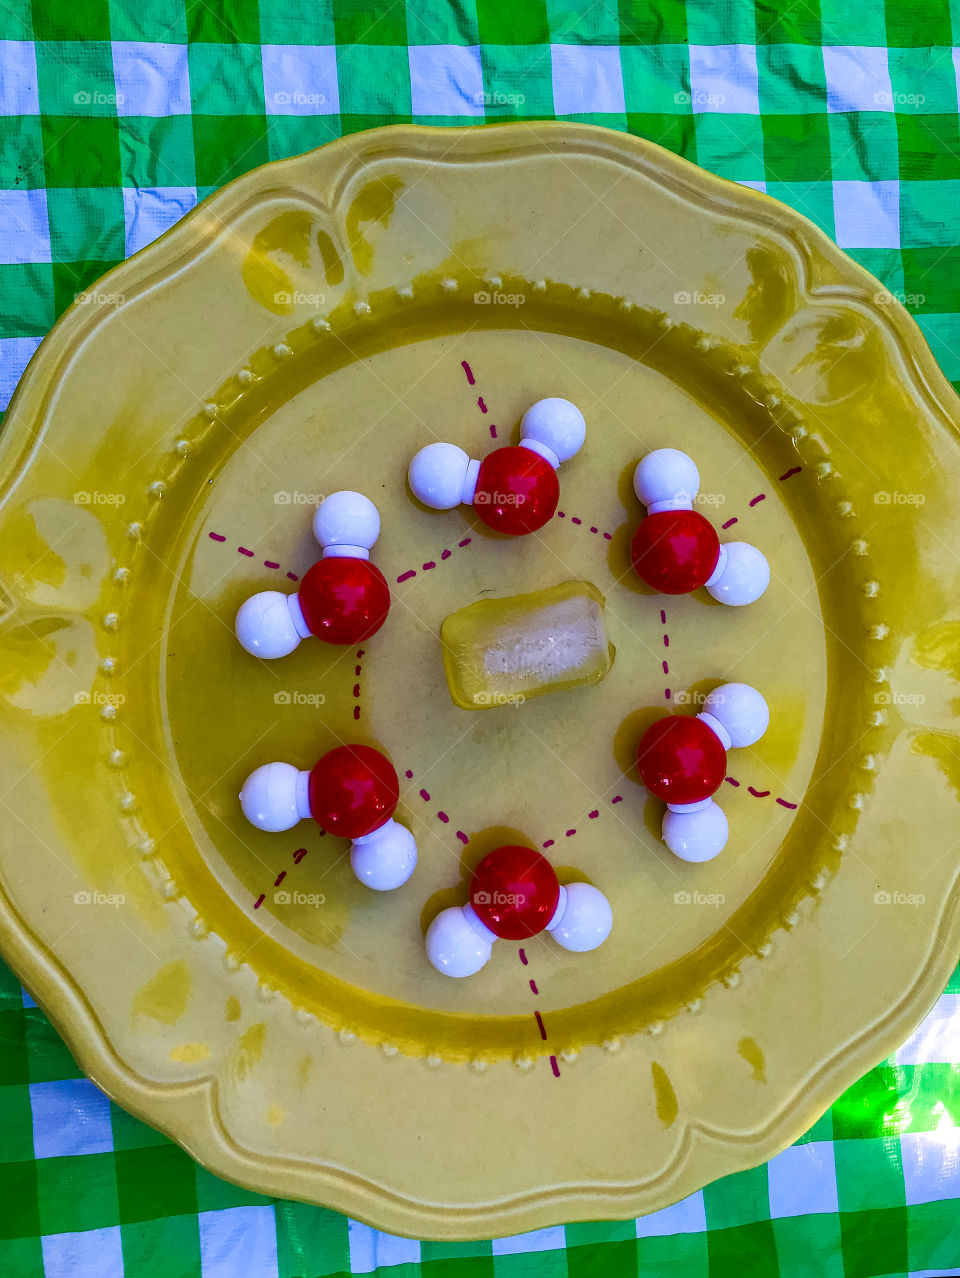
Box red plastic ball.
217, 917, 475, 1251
308, 745, 399, 839
297, 557, 390, 644
473, 446, 560, 536
630, 509, 720, 594
637, 715, 727, 805
469, 845, 560, 940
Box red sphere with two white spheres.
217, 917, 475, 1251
240, 744, 417, 891
426, 844, 613, 978
407, 398, 585, 535
630, 449, 770, 605
637, 683, 770, 862
235, 491, 390, 658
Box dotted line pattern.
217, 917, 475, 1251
404, 770, 469, 845
724, 776, 798, 810
252, 840, 317, 911
556, 511, 614, 540
520, 947, 560, 1077
395, 537, 472, 585
719, 465, 802, 532
353, 648, 364, 722
208, 531, 300, 581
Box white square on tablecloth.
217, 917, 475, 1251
823, 46, 894, 113
900, 1128, 960, 1206
895, 994, 960, 1065
347, 1220, 421, 1272
29, 1079, 114, 1159
112, 42, 191, 116
833, 180, 900, 248
551, 45, 626, 115
492, 1225, 568, 1255
0, 189, 50, 264
122, 186, 197, 256
261, 45, 339, 116
635, 1189, 707, 1237
42, 1226, 124, 1278
199, 1207, 278, 1278
767, 1140, 840, 1218
408, 45, 485, 117
688, 44, 759, 114
0, 336, 42, 410
0, 40, 39, 115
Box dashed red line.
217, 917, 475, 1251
490, 424, 498, 438
780, 467, 802, 481
529, 979, 539, 995
461, 361, 475, 385
239, 546, 254, 557
406, 770, 469, 840
253, 893, 265, 909
395, 538, 471, 585
478, 396, 487, 413
748, 786, 771, 798
725, 777, 740, 787
726, 775, 797, 809
293, 847, 309, 864
550, 1056, 560, 1077
612, 795, 623, 804
519, 949, 528, 965
777, 797, 798, 809
534, 1010, 547, 1040
208, 531, 300, 581
254, 845, 310, 910
555, 510, 613, 538
274, 870, 286, 886
722, 517, 738, 529
749, 494, 766, 507
353, 649, 362, 721
209, 532, 225, 542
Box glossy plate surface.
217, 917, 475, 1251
1, 123, 959, 1238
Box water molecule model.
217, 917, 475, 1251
407, 398, 586, 535
630, 449, 770, 605
241, 745, 417, 891
235, 491, 390, 657
426, 844, 613, 977
637, 683, 770, 862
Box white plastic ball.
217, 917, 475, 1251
702, 683, 769, 749
633, 448, 700, 510
549, 882, 613, 952
706, 542, 770, 606
520, 398, 586, 466
662, 800, 728, 861
235, 591, 302, 659
350, 820, 417, 891
313, 490, 380, 553
240, 762, 303, 832
408, 442, 472, 510
425, 906, 494, 978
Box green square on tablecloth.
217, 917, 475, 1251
192, 115, 269, 187
334, 0, 409, 46
0, 264, 55, 336
424, 1260, 493, 1278
900, 179, 960, 247
906, 1199, 960, 1272
0, 1085, 36, 1163
763, 115, 833, 182
616, 0, 688, 44
703, 1164, 771, 1230
903, 246, 960, 311
188, 43, 265, 115
0, 1237, 44, 1276
838, 1206, 909, 1278
887, 48, 958, 114
31, 0, 109, 41
36, 1152, 119, 1235
35, 40, 118, 116
835, 1137, 906, 1211
40, 116, 121, 187
0, 0, 33, 39
756, 44, 828, 114
404, 0, 480, 44
817, 0, 889, 45
108, 1102, 170, 1152
275, 1201, 354, 1275
336, 44, 412, 116
119, 1213, 202, 1278
115, 1146, 198, 1222
545, 0, 622, 43
827, 113, 901, 181
636, 1232, 708, 1274
258, 0, 336, 45
0, 1011, 28, 1086
768, 178, 837, 238
108, 3, 189, 42
707, 1220, 780, 1278
0, 117, 43, 188
0, 1158, 40, 1239
885, 0, 954, 45
476, 0, 549, 44
493, 1249, 566, 1278
693, 113, 766, 181
771, 1214, 846, 1278
186, 0, 261, 44
24, 1011, 84, 1082
52, 258, 122, 317
755, 0, 823, 44
685, 2, 756, 44
46, 187, 124, 261
564, 1218, 637, 1248
193, 1162, 272, 1211
479, 45, 557, 116
119, 116, 197, 187
628, 112, 697, 159
620, 44, 691, 115
896, 114, 960, 180
268, 115, 342, 161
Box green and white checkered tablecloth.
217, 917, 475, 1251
2, 2, 960, 1275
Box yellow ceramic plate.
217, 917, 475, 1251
2, 123, 959, 1239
